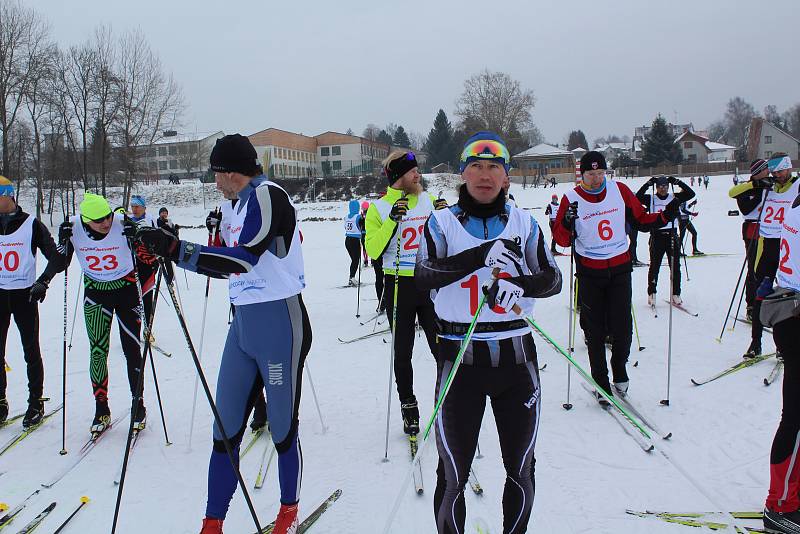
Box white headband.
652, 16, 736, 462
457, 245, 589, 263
768, 156, 792, 173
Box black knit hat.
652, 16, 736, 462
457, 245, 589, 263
385, 152, 418, 184
210, 134, 259, 175
579, 151, 607, 174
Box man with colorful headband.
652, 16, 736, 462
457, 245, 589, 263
0, 177, 65, 429
745, 152, 798, 359
554, 153, 678, 398
58, 193, 148, 435
364, 149, 445, 436
415, 131, 561, 533
728, 159, 771, 320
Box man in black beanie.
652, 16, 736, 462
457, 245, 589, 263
137, 133, 311, 534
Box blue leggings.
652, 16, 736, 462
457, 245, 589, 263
206, 294, 311, 519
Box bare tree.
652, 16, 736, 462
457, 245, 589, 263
24, 39, 56, 218
92, 25, 120, 196
113, 29, 184, 205
784, 104, 800, 141
764, 105, 785, 130
455, 69, 535, 137
178, 139, 210, 178
723, 96, 757, 149
362, 123, 380, 141
0, 0, 51, 178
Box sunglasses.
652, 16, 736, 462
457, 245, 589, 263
88, 213, 113, 223
461, 140, 510, 162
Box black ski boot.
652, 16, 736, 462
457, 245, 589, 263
763, 507, 800, 533
0, 398, 8, 425
22, 399, 44, 429
132, 399, 146, 432
400, 396, 420, 435
250, 395, 268, 432
92, 400, 111, 435
693, 250, 705, 256
743, 341, 762, 359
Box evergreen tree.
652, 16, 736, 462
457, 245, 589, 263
567, 130, 589, 150
423, 109, 454, 168
377, 129, 393, 146
641, 114, 682, 167
392, 125, 411, 148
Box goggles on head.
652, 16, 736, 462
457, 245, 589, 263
460, 140, 510, 165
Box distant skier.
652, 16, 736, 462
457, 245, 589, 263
744, 153, 799, 358
343, 199, 363, 286
416, 131, 562, 534
678, 200, 703, 255
760, 189, 800, 534
728, 159, 770, 320
544, 194, 559, 254
138, 134, 311, 534
0, 176, 65, 428
156, 207, 180, 238
636, 176, 696, 307
555, 154, 677, 397
703, 175, 710, 189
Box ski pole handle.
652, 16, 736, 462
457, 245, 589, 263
490, 267, 523, 315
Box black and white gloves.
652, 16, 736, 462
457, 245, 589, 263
481, 239, 522, 270
482, 277, 524, 314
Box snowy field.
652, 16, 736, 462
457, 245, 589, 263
0, 174, 783, 533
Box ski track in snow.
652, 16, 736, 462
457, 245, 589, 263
0, 175, 779, 533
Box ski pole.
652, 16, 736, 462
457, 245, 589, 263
729, 278, 747, 333
159, 259, 264, 533
662, 232, 675, 406
671, 184, 690, 282
188, 213, 217, 451
383, 282, 488, 533
67, 272, 81, 351
716, 188, 766, 342
111, 238, 162, 534
53, 496, 89, 534
564, 213, 577, 410
631, 303, 644, 351
569, 277, 578, 352
356, 241, 363, 318
60, 238, 70, 456
144, 270, 171, 446
304, 362, 327, 433
383, 193, 405, 462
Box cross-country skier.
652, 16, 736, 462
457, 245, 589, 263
745, 153, 799, 358
364, 150, 446, 435
729, 159, 770, 321
0, 177, 65, 428
636, 176, 696, 306
678, 200, 703, 255
554, 154, 680, 397
416, 131, 562, 534
58, 193, 150, 434
544, 194, 559, 254
137, 134, 310, 534
343, 199, 363, 286
759, 187, 800, 534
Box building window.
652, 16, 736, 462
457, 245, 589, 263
765, 151, 773, 158
158, 146, 167, 156
159, 161, 167, 170
684, 141, 693, 149
765, 136, 773, 144
169, 159, 178, 169
179, 144, 189, 154
321, 147, 330, 156
169, 145, 177, 156
332, 161, 342, 171
149, 161, 157, 170
332, 146, 341, 156
149, 148, 156, 157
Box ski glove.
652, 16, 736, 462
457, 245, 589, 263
389, 198, 409, 222
58, 221, 72, 245
206, 210, 222, 233
136, 227, 180, 260
662, 199, 681, 221
122, 219, 138, 238
562, 202, 579, 232
29, 280, 48, 303
434, 198, 448, 210
482, 277, 524, 314
481, 238, 523, 270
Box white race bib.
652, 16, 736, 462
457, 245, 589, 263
0, 215, 37, 289
70, 213, 134, 282
565, 182, 629, 260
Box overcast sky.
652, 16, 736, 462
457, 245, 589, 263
27, 0, 800, 148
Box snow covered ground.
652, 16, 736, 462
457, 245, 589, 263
0, 174, 782, 533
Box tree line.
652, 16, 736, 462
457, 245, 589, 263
0, 0, 184, 219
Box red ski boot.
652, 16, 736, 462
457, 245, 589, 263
199, 517, 223, 534
273, 503, 299, 534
